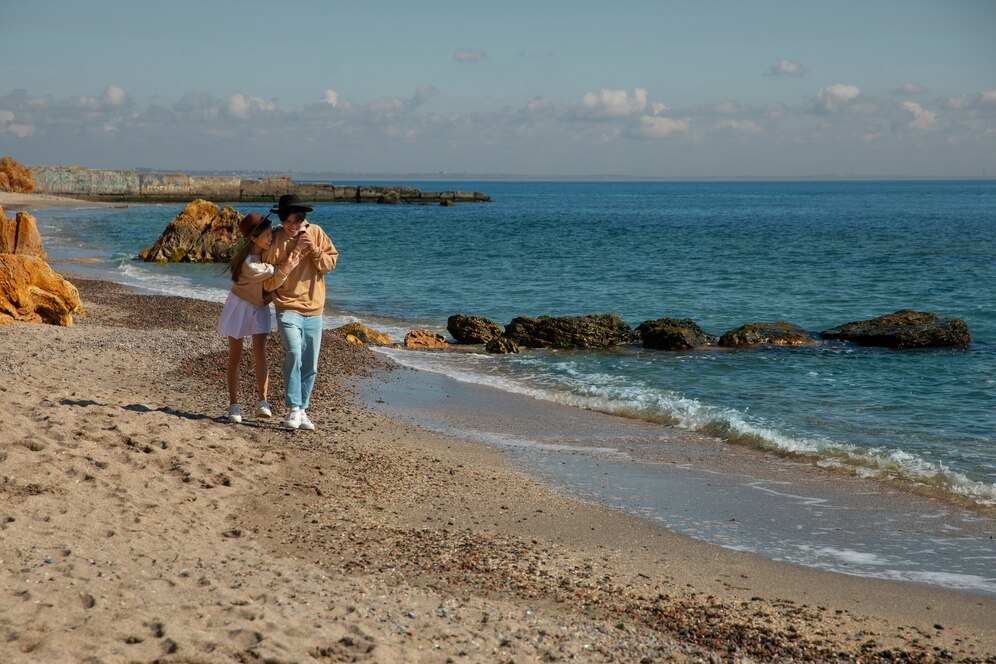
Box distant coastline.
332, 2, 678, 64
29, 165, 492, 205
171, 169, 996, 182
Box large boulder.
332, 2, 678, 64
503, 314, 632, 349
719, 321, 817, 348
635, 317, 715, 350
0, 254, 83, 326
819, 310, 971, 349
0, 208, 47, 258
404, 329, 448, 350
138, 199, 241, 263
334, 322, 393, 346
447, 314, 502, 344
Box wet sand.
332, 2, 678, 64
0, 278, 993, 662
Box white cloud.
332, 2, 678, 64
7, 123, 35, 138
813, 84, 862, 113
890, 83, 926, 96
454, 49, 487, 63
413, 85, 439, 106
575, 88, 647, 119
901, 101, 937, 130
765, 59, 805, 77
634, 115, 690, 139
322, 89, 339, 107
106, 84, 127, 106
716, 119, 761, 133
0, 110, 14, 124
650, 102, 669, 116
946, 96, 970, 110
981, 90, 996, 106
226, 93, 277, 119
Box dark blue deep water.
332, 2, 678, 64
35, 180, 996, 508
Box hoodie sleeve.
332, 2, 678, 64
308, 225, 338, 273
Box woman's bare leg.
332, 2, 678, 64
227, 336, 244, 405
251, 333, 269, 401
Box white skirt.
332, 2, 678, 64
218, 291, 272, 338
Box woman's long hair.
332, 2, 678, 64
228, 220, 271, 282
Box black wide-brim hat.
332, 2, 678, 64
270, 193, 314, 215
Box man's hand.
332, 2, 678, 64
296, 231, 316, 255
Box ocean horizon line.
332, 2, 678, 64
113, 168, 995, 182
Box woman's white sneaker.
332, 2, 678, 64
227, 404, 242, 424
255, 400, 273, 418
299, 411, 316, 431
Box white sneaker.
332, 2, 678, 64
227, 404, 242, 424
283, 407, 302, 429
255, 400, 273, 418
299, 411, 316, 431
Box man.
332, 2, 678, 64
263, 194, 339, 430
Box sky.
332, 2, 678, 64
1, 0, 995, 177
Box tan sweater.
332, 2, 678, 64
230, 254, 276, 308
263, 222, 338, 315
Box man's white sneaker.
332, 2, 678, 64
227, 404, 242, 424
256, 400, 273, 418
283, 407, 303, 429
299, 411, 316, 431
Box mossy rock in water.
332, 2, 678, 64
448, 313, 502, 344
719, 321, 817, 347
819, 310, 970, 349
635, 317, 715, 350
504, 314, 632, 349
485, 336, 520, 354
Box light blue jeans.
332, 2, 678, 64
276, 311, 323, 410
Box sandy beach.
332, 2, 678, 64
1, 269, 994, 663
0, 191, 107, 211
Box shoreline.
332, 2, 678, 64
1, 278, 993, 661
358, 358, 996, 595
0, 190, 111, 211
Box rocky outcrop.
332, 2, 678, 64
0, 208, 81, 326
404, 329, 448, 350
0, 254, 83, 326
334, 322, 393, 346
819, 310, 971, 349
504, 314, 632, 349
447, 314, 502, 344
485, 337, 520, 354
138, 200, 241, 263
0, 157, 34, 193
719, 322, 817, 348
0, 208, 47, 258
635, 317, 715, 350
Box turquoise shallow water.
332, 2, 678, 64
33, 180, 996, 508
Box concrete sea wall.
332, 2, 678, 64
31, 166, 491, 204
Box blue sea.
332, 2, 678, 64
32, 180, 996, 592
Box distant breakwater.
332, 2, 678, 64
30, 166, 492, 205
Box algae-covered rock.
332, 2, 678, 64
504, 314, 632, 349
819, 310, 970, 349
485, 337, 520, 354
719, 321, 817, 348
635, 317, 716, 350
448, 314, 502, 344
